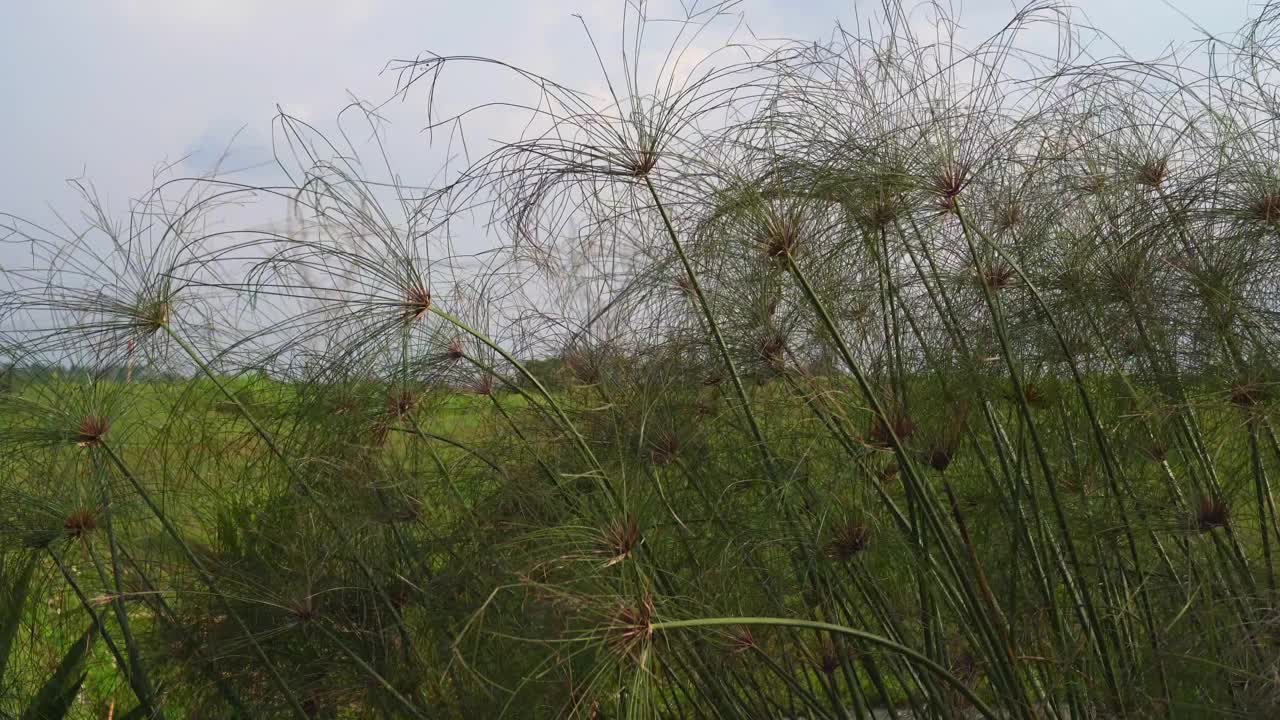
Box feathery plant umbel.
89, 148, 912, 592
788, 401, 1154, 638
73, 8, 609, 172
7, 0, 1280, 717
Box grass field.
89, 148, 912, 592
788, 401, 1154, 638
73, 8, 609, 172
4, 367, 1279, 718
5, 1, 1280, 718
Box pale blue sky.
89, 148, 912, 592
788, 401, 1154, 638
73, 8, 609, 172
0, 0, 1258, 230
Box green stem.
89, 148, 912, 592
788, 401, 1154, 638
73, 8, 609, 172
90, 456, 163, 718
98, 440, 311, 720
643, 174, 776, 482
160, 323, 418, 656
651, 617, 998, 720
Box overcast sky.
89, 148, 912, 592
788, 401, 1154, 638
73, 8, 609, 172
0, 0, 1258, 233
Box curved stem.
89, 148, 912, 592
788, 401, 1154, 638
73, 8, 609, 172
98, 440, 311, 720
650, 616, 998, 720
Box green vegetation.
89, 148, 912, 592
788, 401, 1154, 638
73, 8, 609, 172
5, 1, 1280, 717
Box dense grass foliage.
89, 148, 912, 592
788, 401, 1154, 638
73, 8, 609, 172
7, 1, 1280, 717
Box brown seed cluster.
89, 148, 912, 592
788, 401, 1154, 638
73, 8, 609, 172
868, 412, 915, 448
980, 264, 1015, 292
932, 163, 970, 212
649, 430, 680, 466
1248, 191, 1280, 223
1022, 382, 1048, 408
764, 220, 800, 260
1195, 496, 1230, 533
1230, 381, 1268, 408
599, 516, 642, 567
1139, 441, 1168, 463
1078, 173, 1108, 195
564, 351, 600, 385
138, 298, 171, 334
995, 202, 1023, 230
469, 374, 496, 396
922, 401, 969, 473
386, 388, 417, 419
380, 494, 423, 524
863, 195, 905, 228
925, 445, 956, 472
402, 284, 432, 323
624, 148, 658, 177
446, 337, 465, 361
76, 415, 110, 447
63, 509, 97, 539
1103, 261, 1144, 301
290, 602, 319, 624
825, 521, 870, 562
674, 275, 695, 297
1135, 157, 1169, 188
607, 594, 655, 662
948, 642, 980, 685
814, 639, 842, 675
729, 626, 757, 655
757, 332, 788, 374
